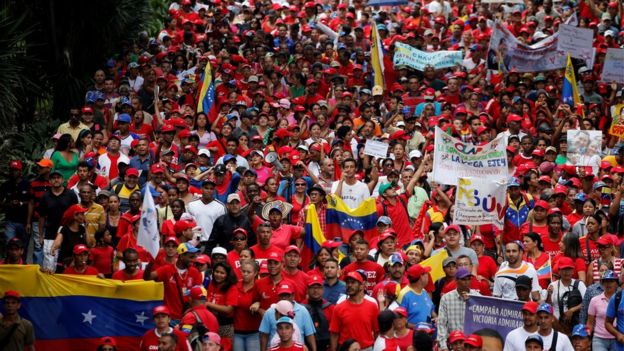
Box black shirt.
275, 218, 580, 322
206, 213, 256, 253
39, 188, 78, 240
58, 225, 87, 265
0, 178, 31, 223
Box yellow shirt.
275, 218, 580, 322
57, 122, 90, 142
84, 202, 106, 246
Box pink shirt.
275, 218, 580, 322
270, 224, 302, 250
588, 292, 616, 339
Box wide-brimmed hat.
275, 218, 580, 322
262, 200, 293, 220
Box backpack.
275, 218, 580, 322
558, 280, 582, 324
187, 310, 209, 351
305, 301, 332, 342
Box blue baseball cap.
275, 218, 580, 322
593, 181, 606, 191
119, 96, 131, 106
574, 192, 587, 202
223, 154, 236, 164
389, 252, 404, 266
508, 177, 521, 187
276, 316, 294, 325
376, 216, 392, 226
537, 303, 553, 315
572, 324, 589, 338
456, 267, 472, 279
601, 270, 619, 281
177, 242, 199, 255
525, 335, 543, 347
117, 113, 132, 123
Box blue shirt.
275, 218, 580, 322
606, 292, 624, 351
323, 280, 346, 305
258, 302, 316, 343
397, 286, 434, 325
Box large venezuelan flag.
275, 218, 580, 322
0, 265, 163, 351
562, 53, 581, 109
325, 194, 378, 243
196, 60, 215, 114
303, 202, 345, 266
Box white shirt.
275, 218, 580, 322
540, 329, 574, 351
504, 327, 537, 351
493, 261, 541, 300
331, 180, 370, 209
187, 199, 227, 242
97, 153, 130, 180
547, 279, 586, 319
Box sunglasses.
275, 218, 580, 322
232, 236, 247, 241
295, 183, 307, 186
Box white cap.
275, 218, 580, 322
297, 144, 309, 152
227, 193, 241, 203
211, 247, 228, 256
396, 121, 406, 128
198, 149, 211, 157
409, 150, 422, 159
372, 85, 383, 96
605, 30, 615, 37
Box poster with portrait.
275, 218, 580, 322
566, 130, 603, 167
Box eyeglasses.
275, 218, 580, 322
233, 236, 247, 241
295, 183, 307, 186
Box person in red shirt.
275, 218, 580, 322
282, 246, 310, 303
178, 287, 220, 339
393, 307, 413, 351
234, 259, 263, 347
89, 230, 114, 276
112, 247, 144, 281
329, 271, 379, 351
542, 211, 565, 257
206, 262, 239, 351
251, 222, 284, 264
519, 200, 549, 237
342, 239, 385, 295
64, 244, 100, 276
153, 236, 179, 270
469, 235, 497, 283
271, 317, 307, 351
1, 237, 25, 264
253, 250, 294, 312
140, 305, 191, 351
145, 243, 203, 320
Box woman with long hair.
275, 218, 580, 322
523, 233, 550, 288
587, 234, 622, 286
105, 194, 121, 245
308, 246, 333, 273
50, 133, 79, 184
207, 262, 239, 351
553, 234, 587, 282
75, 129, 94, 159
579, 213, 603, 265
193, 112, 217, 149
234, 259, 261, 351
290, 177, 310, 225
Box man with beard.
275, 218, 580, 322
329, 271, 379, 351
535, 303, 573, 351
504, 301, 539, 351
493, 242, 540, 301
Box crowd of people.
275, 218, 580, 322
1, 0, 624, 350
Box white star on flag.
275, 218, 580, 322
135, 311, 149, 326
82, 310, 96, 325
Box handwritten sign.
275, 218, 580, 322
601, 48, 624, 84
364, 139, 389, 159
394, 43, 463, 71
558, 24, 594, 60
454, 177, 507, 229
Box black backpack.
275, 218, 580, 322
559, 280, 583, 324
187, 310, 209, 351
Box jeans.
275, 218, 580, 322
593, 336, 616, 351
234, 333, 260, 351
5, 221, 25, 241
32, 221, 43, 264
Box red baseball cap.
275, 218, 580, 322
3, 290, 20, 300
345, 271, 364, 283
276, 282, 294, 295
289, 150, 302, 165
558, 257, 575, 270
531, 149, 545, 157
407, 264, 431, 280
470, 234, 484, 244
125, 168, 139, 177
152, 305, 170, 316
189, 286, 207, 300
98, 337, 117, 347
394, 306, 408, 318
507, 114, 523, 123
285, 245, 301, 255
267, 250, 283, 262
390, 130, 410, 140
9, 160, 23, 170
522, 301, 539, 314
449, 330, 465, 343
73, 244, 89, 255
554, 184, 568, 195
464, 334, 482, 347
307, 274, 324, 287
275, 128, 293, 139
150, 163, 165, 174
534, 199, 550, 210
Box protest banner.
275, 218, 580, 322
609, 105, 624, 138
364, 139, 389, 159
601, 48, 624, 84
487, 19, 590, 73
566, 130, 603, 167
432, 127, 508, 186
464, 295, 524, 339
454, 177, 507, 229
394, 43, 463, 71
557, 24, 594, 60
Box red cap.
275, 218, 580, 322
82, 106, 94, 114
276, 282, 294, 295
73, 244, 89, 255
554, 184, 568, 195
285, 245, 301, 255
534, 199, 550, 210
267, 250, 283, 262
449, 330, 465, 343
160, 124, 176, 133
150, 163, 165, 174
538, 175, 552, 183
3, 290, 20, 300
547, 207, 562, 215
506, 146, 517, 154
558, 256, 575, 270
98, 337, 117, 347
407, 264, 432, 280
455, 106, 468, 115
184, 145, 198, 154
194, 254, 211, 265
612, 166, 624, 174
507, 114, 523, 123
189, 286, 206, 300
152, 305, 170, 316
9, 160, 23, 170
275, 128, 292, 139
289, 150, 302, 165
394, 306, 408, 318
470, 234, 484, 244
464, 334, 483, 347
125, 168, 139, 177
345, 271, 364, 283
531, 149, 545, 157
390, 130, 411, 140
174, 220, 194, 234
307, 274, 324, 287
522, 301, 539, 314
164, 236, 179, 245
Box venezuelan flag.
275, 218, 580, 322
0, 265, 163, 351
562, 53, 581, 109
303, 203, 345, 265
420, 249, 449, 283
370, 23, 385, 90
197, 60, 215, 114
536, 258, 552, 281
325, 194, 378, 243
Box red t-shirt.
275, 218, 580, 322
376, 194, 413, 247
250, 245, 283, 265
89, 245, 114, 275
140, 328, 191, 351
442, 276, 491, 296
395, 330, 414, 351
64, 265, 99, 275
477, 254, 498, 282
234, 282, 262, 332
519, 222, 548, 237
179, 305, 220, 335
206, 283, 238, 322
254, 276, 295, 310
329, 299, 380, 348
282, 269, 310, 303
342, 260, 385, 296
567, 212, 583, 227
579, 236, 600, 263
153, 249, 177, 271
112, 269, 144, 281
541, 233, 563, 258
269, 343, 306, 351
156, 265, 202, 319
